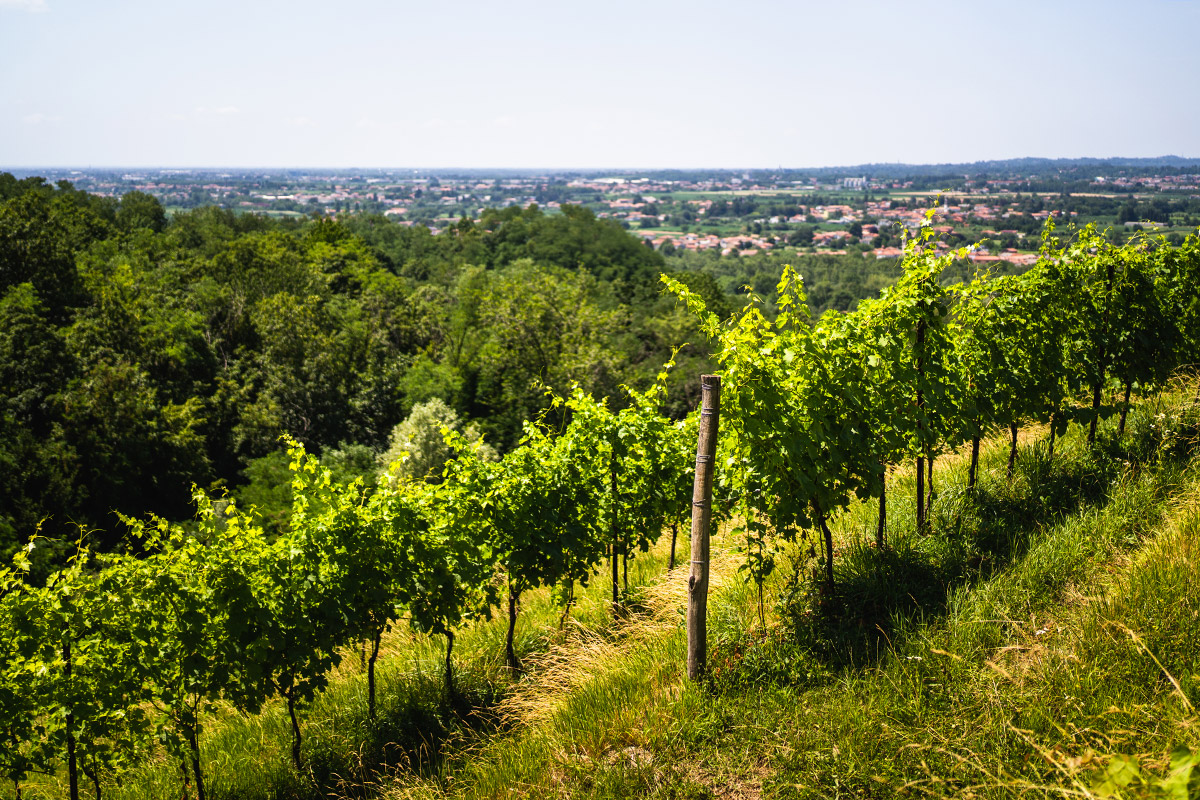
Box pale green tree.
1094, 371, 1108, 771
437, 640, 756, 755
378, 398, 495, 483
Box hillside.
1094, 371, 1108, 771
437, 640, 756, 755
11, 380, 1193, 800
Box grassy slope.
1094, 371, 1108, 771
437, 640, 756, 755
25, 384, 1196, 800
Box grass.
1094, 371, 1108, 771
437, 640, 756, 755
15, 384, 1200, 799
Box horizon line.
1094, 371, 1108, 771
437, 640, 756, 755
4, 155, 1200, 174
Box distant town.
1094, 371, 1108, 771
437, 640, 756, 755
8, 159, 1200, 262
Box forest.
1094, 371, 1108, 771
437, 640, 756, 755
0, 172, 936, 571
0, 176, 681, 567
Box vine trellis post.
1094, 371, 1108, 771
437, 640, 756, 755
687, 374, 720, 681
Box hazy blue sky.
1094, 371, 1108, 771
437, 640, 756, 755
2, 0, 1197, 168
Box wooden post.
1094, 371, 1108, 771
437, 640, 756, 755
610, 454, 620, 612
915, 318, 926, 532
687, 374, 720, 681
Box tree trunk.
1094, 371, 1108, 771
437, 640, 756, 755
926, 452, 935, 517
558, 579, 574, 629
876, 477, 887, 549
815, 503, 836, 595
82, 762, 101, 800
968, 435, 981, 492
64, 640, 79, 800
687, 375, 720, 681
186, 725, 206, 800
756, 582, 766, 629
1088, 380, 1103, 446
1007, 423, 1019, 478
286, 689, 302, 771
1089, 258, 1115, 446
180, 759, 192, 800
443, 630, 455, 698
367, 629, 382, 720
668, 520, 678, 570
505, 587, 520, 672
13, 778, 21, 800
1118, 380, 1132, 437
622, 546, 628, 594
1048, 413, 1059, 461
66, 722, 78, 800
916, 454, 925, 531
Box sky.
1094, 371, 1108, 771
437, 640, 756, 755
2, 0, 1198, 169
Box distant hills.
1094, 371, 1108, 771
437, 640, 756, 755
795, 156, 1200, 179
6, 157, 1200, 183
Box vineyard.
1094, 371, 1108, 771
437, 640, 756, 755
3, 216, 1200, 800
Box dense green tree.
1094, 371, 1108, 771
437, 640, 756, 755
115, 191, 166, 234
461, 261, 626, 448
0, 191, 96, 316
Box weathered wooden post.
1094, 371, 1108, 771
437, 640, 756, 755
915, 318, 926, 532
687, 374, 720, 681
